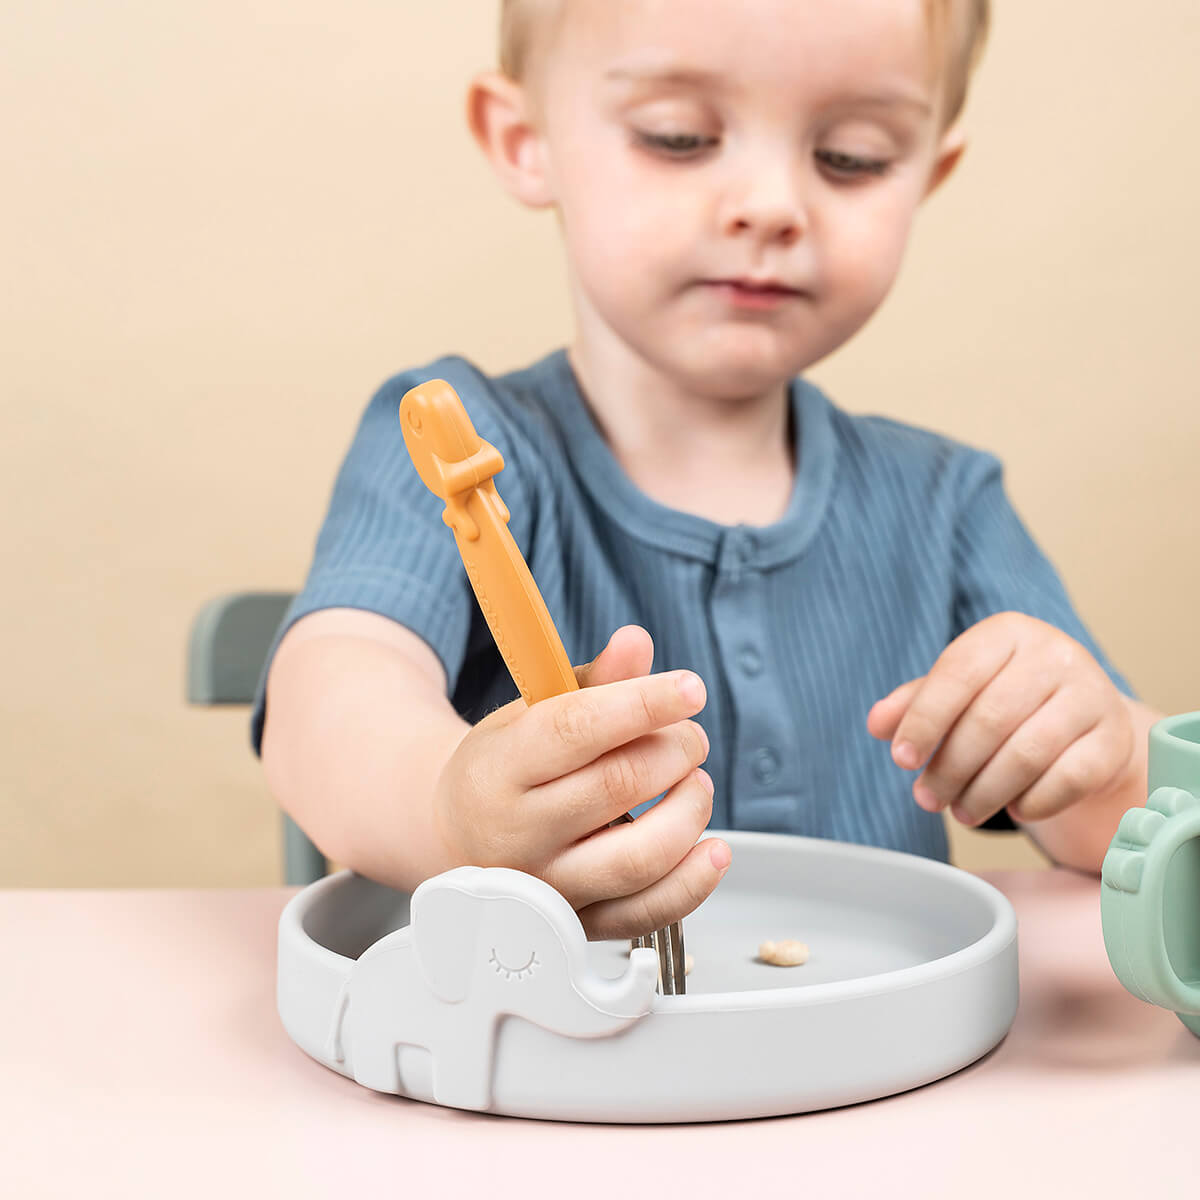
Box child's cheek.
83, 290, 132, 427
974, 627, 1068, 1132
824, 203, 914, 311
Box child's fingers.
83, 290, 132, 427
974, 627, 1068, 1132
866, 677, 924, 741
991, 713, 1131, 826
547, 768, 717, 914
574, 834, 732, 943
477, 626, 656, 739
946, 688, 1104, 824
888, 628, 1017, 771
529, 719, 710, 845
511, 669, 708, 786
574, 625, 654, 688
909, 662, 1060, 813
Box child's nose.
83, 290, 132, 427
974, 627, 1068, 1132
720, 167, 807, 246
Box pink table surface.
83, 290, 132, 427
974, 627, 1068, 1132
2, 871, 1196, 1199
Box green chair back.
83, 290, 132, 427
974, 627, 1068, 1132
186, 592, 327, 886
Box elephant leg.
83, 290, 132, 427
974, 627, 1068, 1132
430, 1022, 497, 1112
352, 1038, 402, 1094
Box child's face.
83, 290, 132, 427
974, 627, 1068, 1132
529, 0, 962, 398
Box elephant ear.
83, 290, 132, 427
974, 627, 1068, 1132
412, 873, 485, 1004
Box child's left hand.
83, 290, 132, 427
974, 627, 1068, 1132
867, 612, 1135, 827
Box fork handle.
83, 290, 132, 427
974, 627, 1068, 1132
399, 379, 579, 706
399, 379, 683, 992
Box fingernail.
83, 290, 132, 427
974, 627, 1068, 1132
708, 841, 731, 871
677, 671, 705, 706
950, 803, 977, 827
695, 767, 714, 794
913, 782, 939, 811
893, 740, 920, 770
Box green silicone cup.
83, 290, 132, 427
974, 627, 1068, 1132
1101, 712, 1200, 1038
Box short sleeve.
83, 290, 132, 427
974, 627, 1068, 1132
249, 357, 535, 754
952, 453, 1135, 698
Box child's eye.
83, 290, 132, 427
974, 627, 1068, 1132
816, 149, 892, 179
633, 130, 719, 158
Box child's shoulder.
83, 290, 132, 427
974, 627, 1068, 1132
368, 350, 568, 461
803, 378, 1003, 493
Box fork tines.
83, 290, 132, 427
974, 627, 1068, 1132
633, 922, 686, 995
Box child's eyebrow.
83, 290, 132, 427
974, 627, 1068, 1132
603, 64, 724, 89
841, 92, 934, 118
602, 66, 933, 119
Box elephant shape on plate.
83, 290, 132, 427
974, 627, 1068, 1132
334, 866, 659, 1111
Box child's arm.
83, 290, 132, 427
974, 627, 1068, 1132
261, 608, 471, 886
261, 611, 729, 938
867, 612, 1164, 873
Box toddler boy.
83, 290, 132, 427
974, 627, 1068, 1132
255, 0, 1160, 939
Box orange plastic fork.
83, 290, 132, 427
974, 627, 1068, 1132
399, 378, 686, 995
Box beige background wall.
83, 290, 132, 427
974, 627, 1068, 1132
4, 2, 1197, 886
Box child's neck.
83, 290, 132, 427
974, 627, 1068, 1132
566, 341, 796, 529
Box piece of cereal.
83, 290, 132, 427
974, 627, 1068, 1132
757, 939, 809, 967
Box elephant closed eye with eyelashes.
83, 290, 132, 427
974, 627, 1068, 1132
335, 866, 660, 1112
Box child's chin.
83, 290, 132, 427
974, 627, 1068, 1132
671, 344, 806, 399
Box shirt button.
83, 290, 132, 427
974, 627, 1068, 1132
737, 533, 756, 563
752, 746, 780, 785
737, 645, 763, 676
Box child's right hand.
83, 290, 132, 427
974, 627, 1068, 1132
431, 625, 731, 940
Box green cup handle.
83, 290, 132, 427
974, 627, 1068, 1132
1101, 786, 1200, 1037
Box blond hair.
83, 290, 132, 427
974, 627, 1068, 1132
925, 0, 990, 127
498, 0, 565, 84
499, 0, 990, 128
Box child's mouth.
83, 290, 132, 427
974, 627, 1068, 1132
702, 279, 805, 311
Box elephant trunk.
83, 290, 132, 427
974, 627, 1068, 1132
560, 947, 659, 1031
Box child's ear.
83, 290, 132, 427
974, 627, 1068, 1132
466, 72, 554, 209
923, 124, 967, 199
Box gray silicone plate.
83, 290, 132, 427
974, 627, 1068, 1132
278, 830, 1018, 1123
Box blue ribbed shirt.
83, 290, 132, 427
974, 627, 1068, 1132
251, 349, 1132, 862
